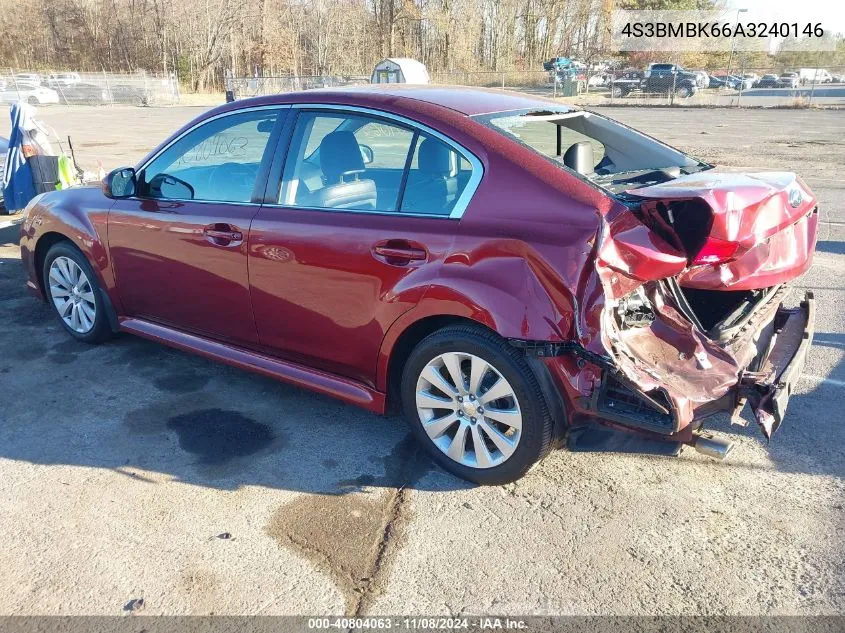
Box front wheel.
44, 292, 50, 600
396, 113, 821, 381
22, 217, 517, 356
43, 242, 113, 344
400, 325, 555, 485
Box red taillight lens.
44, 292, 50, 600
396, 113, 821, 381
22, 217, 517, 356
692, 237, 740, 265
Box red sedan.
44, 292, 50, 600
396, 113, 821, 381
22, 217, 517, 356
19, 86, 817, 484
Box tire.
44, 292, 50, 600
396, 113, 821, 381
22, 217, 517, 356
42, 242, 113, 344
27, 96, 39, 106
676, 85, 692, 98
400, 325, 555, 485
611, 85, 623, 98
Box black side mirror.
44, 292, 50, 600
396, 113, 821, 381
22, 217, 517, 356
103, 167, 136, 198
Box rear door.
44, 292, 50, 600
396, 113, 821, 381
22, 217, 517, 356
248, 107, 480, 384
109, 106, 286, 345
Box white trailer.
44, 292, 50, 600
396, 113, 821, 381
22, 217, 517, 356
370, 58, 430, 84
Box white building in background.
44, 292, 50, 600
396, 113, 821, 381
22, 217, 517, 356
371, 58, 430, 84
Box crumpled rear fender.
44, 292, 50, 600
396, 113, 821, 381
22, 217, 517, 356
588, 206, 746, 431
376, 236, 596, 392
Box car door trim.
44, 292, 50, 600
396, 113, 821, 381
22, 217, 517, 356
263, 103, 484, 220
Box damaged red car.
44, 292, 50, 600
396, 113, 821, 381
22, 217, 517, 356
19, 87, 817, 484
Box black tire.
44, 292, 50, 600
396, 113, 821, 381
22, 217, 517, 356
400, 325, 555, 485
42, 241, 113, 344
676, 84, 693, 98
611, 85, 623, 98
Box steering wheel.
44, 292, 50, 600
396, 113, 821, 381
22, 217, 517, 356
207, 162, 258, 202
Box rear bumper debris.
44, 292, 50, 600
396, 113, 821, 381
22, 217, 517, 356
739, 291, 815, 438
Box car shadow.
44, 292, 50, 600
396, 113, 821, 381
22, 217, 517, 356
1, 217, 470, 494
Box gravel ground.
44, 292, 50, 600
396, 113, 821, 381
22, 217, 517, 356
0, 105, 843, 616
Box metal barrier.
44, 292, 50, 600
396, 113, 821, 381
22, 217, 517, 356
0, 69, 181, 106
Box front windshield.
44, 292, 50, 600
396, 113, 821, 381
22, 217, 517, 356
475, 109, 708, 195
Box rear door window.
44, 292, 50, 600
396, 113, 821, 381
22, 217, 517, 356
278, 110, 476, 217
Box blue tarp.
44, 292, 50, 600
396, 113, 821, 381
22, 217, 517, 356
2, 102, 38, 212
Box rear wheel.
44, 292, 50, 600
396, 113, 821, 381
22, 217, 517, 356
43, 242, 113, 344
400, 325, 555, 485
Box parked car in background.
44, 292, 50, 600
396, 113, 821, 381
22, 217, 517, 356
19, 86, 817, 483
744, 73, 759, 85
105, 84, 151, 106
644, 63, 698, 97
14, 73, 43, 86
798, 68, 832, 84
587, 74, 606, 87
778, 72, 800, 88
609, 69, 644, 97
46, 72, 81, 88
55, 82, 109, 105
0, 83, 60, 105
756, 74, 780, 88
708, 75, 729, 89
708, 74, 751, 90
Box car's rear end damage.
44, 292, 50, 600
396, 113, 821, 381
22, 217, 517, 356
594, 171, 817, 447
527, 171, 817, 456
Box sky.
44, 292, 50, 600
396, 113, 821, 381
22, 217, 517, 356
726, 0, 845, 37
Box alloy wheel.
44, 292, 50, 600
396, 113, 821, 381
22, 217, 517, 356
49, 256, 97, 334
415, 352, 522, 469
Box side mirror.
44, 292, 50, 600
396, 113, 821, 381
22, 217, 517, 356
103, 167, 136, 198
359, 144, 374, 165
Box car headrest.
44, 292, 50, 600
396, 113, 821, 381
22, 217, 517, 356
320, 131, 365, 183
418, 138, 453, 176
563, 141, 594, 175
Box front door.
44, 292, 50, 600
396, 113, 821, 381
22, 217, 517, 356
109, 107, 285, 345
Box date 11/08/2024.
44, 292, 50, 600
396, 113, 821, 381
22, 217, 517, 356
307, 617, 529, 630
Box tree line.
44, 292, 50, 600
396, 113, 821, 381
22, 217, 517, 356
0, 0, 841, 90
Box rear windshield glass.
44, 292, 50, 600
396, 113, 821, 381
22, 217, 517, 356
475, 109, 708, 195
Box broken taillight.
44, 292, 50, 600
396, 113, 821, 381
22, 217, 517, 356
692, 237, 740, 265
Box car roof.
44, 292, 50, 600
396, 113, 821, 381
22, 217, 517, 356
242, 85, 578, 117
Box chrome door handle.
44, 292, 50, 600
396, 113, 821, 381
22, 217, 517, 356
204, 224, 244, 246
205, 229, 243, 241
372, 245, 427, 261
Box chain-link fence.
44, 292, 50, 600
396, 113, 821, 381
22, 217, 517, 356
0, 69, 181, 106
225, 72, 369, 99
225, 65, 845, 108
584, 65, 845, 107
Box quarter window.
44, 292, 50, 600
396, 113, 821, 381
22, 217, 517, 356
400, 133, 471, 216
142, 109, 279, 203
